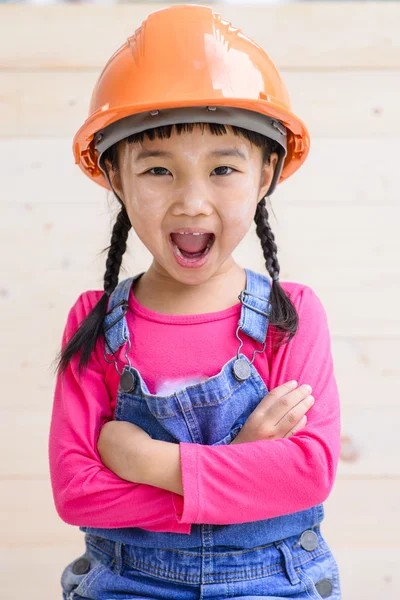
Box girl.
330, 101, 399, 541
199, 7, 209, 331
49, 4, 342, 599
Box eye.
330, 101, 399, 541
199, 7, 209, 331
146, 167, 171, 176
212, 166, 236, 176
144, 166, 237, 176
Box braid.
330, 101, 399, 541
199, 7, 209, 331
254, 196, 298, 349
255, 196, 280, 282
52, 202, 132, 378
104, 205, 132, 295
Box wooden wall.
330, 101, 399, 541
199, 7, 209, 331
1, 3, 399, 598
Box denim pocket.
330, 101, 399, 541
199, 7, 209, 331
60, 541, 114, 599
295, 548, 342, 599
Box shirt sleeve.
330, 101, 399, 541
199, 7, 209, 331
171, 285, 341, 525
48, 291, 191, 533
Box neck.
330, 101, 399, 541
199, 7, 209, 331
133, 261, 246, 315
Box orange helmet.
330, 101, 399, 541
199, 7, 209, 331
73, 4, 310, 196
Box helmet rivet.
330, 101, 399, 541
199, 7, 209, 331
271, 120, 286, 135
207, 106, 217, 111
149, 110, 159, 116
95, 133, 104, 143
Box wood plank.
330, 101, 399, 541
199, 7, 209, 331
3, 171, 400, 271
1, 3, 399, 70
3, 546, 85, 600
1, 480, 399, 598
2, 138, 398, 207
1, 478, 399, 546
2, 226, 400, 337
323, 481, 400, 547
2, 337, 399, 412
334, 547, 400, 599
2, 403, 399, 477
0, 269, 400, 337
1, 70, 399, 137
1, 545, 399, 600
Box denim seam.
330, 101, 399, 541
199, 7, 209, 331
248, 371, 268, 399
292, 547, 332, 568
129, 359, 244, 402
296, 569, 320, 600
129, 380, 244, 417
87, 537, 330, 573
117, 557, 287, 581
187, 380, 243, 406
177, 391, 203, 444
77, 564, 108, 596
195, 444, 200, 522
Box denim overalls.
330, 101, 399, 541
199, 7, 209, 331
61, 268, 342, 599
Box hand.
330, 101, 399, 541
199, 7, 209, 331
231, 380, 314, 444
97, 420, 152, 483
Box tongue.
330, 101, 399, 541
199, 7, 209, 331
171, 232, 212, 253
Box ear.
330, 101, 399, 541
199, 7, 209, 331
258, 151, 279, 202
103, 157, 125, 203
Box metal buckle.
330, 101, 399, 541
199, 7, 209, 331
103, 299, 131, 375
103, 334, 132, 376
235, 290, 270, 365
235, 323, 266, 365
237, 290, 271, 318
103, 299, 129, 332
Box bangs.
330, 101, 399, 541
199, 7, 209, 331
102, 121, 280, 172
125, 122, 276, 161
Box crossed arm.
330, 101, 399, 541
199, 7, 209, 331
49, 286, 341, 528
96, 420, 184, 495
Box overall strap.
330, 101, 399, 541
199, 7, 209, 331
103, 267, 273, 356
103, 272, 145, 355
238, 268, 272, 345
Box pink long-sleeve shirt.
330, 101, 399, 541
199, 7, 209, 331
48, 278, 341, 534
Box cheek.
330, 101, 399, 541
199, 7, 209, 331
222, 177, 259, 233
224, 200, 255, 227
120, 163, 168, 213
126, 184, 167, 217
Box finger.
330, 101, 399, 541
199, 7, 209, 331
275, 395, 314, 430
258, 380, 298, 408
282, 414, 307, 438
267, 384, 313, 424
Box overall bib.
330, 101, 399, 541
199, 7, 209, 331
61, 268, 341, 600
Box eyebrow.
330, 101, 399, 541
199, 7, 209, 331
135, 148, 248, 161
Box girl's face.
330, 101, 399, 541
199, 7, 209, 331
104, 125, 278, 287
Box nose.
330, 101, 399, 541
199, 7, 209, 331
171, 179, 213, 217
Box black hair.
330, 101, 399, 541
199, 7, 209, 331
53, 121, 298, 378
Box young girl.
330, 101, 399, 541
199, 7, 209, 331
49, 4, 342, 599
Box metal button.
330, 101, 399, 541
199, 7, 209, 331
233, 358, 251, 382
315, 578, 333, 597
300, 529, 319, 551
71, 557, 91, 575
120, 370, 135, 393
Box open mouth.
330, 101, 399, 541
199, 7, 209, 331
169, 232, 216, 266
